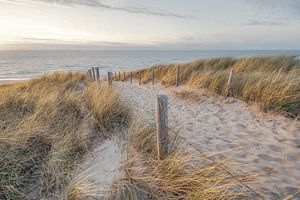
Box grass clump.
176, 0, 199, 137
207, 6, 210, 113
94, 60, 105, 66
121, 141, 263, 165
129, 56, 300, 118
0, 72, 130, 199
173, 90, 203, 103
109, 120, 252, 200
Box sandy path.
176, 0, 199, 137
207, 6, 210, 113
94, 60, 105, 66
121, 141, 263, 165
69, 136, 123, 199
114, 81, 300, 199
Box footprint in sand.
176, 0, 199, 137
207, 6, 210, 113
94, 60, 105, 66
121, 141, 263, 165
272, 157, 291, 165
186, 127, 194, 132
236, 123, 247, 129
235, 134, 249, 140
287, 153, 300, 162
246, 131, 265, 138
257, 153, 292, 165
252, 158, 261, 164
294, 164, 300, 171
257, 154, 275, 161
293, 139, 300, 146
269, 144, 282, 152
236, 151, 249, 159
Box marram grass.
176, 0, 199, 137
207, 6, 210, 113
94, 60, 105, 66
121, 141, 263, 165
0, 72, 130, 199
108, 120, 253, 200
127, 56, 300, 118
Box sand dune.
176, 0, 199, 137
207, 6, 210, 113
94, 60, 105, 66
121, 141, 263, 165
114, 81, 300, 199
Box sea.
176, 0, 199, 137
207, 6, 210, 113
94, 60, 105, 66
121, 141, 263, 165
0, 50, 299, 82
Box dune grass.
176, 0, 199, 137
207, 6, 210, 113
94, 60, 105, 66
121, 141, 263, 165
0, 72, 130, 199
126, 56, 300, 118
109, 120, 253, 200
63, 120, 254, 199
173, 90, 203, 103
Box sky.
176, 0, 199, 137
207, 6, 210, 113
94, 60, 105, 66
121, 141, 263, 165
0, 0, 300, 50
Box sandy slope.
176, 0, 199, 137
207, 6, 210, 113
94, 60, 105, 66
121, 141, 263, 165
114, 81, 300, 199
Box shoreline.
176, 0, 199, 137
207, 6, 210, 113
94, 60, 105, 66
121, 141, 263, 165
0, 80, 19, 84
0, 79, 31, 85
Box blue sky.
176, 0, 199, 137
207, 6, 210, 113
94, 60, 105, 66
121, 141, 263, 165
0, 0, 300, 50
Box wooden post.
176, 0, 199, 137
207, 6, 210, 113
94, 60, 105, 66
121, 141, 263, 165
156, 95, 168, 160
123, 71, 126, 81
130, 72, 133, 84
88, 69, 92, 80
98, 68, 101, 82
90, 68, 93, 81
92, 67, 95, 81
114, 72, 117, 80
94, 67, 98, 81
176, 65, 180, 87
152, 68, 155, 85
107, 72, 113, 86
99, 71, 101, 82
226, 66, 234, 96
139, 71, 142, 85
93, 67, 97, 81
119, 72, 121, 81
96, 67, 100, 81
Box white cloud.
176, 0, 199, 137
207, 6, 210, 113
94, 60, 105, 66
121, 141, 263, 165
2, 0, 190, 18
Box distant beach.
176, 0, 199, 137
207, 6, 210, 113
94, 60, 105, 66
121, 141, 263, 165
0, 79, 20, 85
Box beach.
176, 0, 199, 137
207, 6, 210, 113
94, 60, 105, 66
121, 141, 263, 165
1, 56, 300, 199
114, 80, 300, 199
0, 80, 19, 84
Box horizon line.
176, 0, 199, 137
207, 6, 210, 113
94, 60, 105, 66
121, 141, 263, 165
1, 49, 300, 51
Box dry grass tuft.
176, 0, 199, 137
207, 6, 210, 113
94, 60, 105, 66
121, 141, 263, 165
173, 90, 202, 103
66, 177, 101, 200
110, 120, 252, 200
128, 56, 300, 118
0, 72, 130, 199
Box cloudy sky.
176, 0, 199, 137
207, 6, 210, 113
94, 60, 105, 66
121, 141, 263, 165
0, 0, 300, 50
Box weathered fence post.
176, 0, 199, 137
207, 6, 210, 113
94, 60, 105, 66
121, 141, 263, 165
130, 72, 133, 84
139, 71, 142, 85
226, 66, 234, 96
96, 67, 100, 81
114, 72, 117, 80
119, 72, 121, 81
123, 71, 126, 81
152, 68, 155, 85
176, 65, 180, 87
91, 67, 96, 81
156, 95, 168, 160
99, 70, 101, 82
88, 69, 92, 80
94, 67, 97, 81
107, 72, 113, 86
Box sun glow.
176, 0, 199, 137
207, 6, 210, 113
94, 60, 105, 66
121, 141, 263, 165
0, 0, 300, 50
